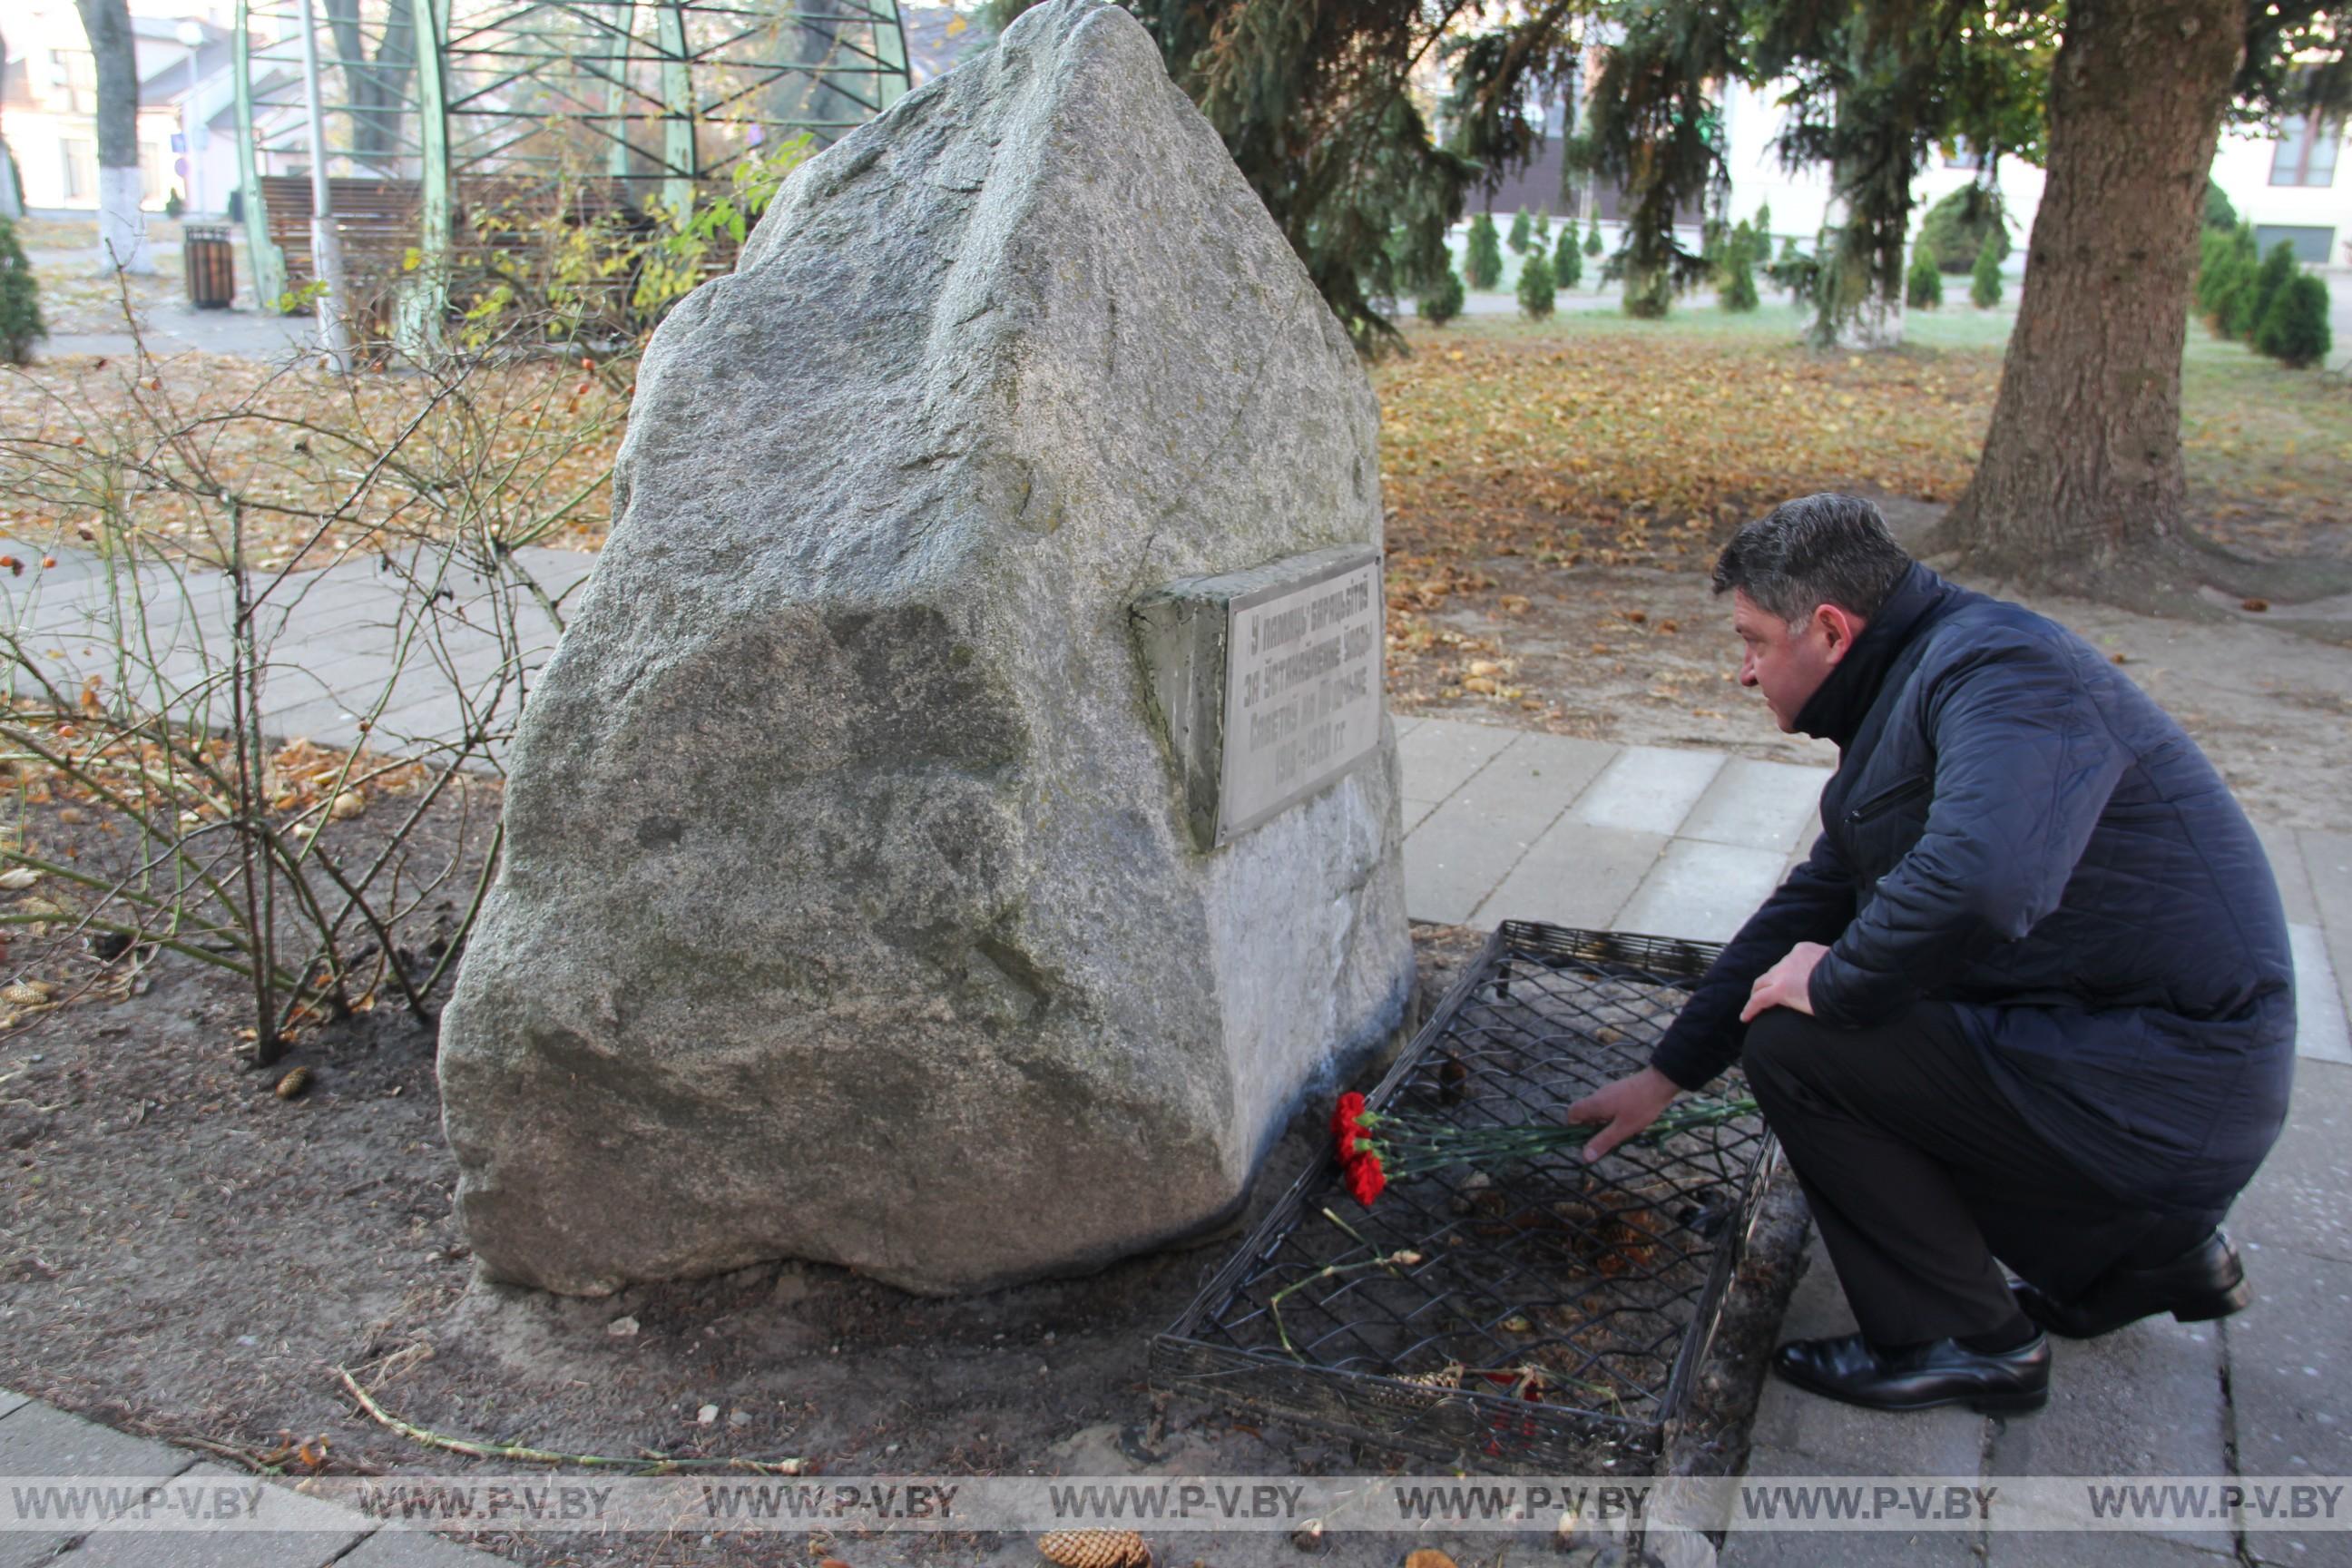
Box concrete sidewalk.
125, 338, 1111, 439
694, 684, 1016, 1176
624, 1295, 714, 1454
0, 540, 591, 768
1389, 715, 2352, 1568
1395, 713, 2352, 1058
0, 1388, 497, 1566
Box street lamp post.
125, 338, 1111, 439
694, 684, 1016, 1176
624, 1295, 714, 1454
293, 0, 355, 372
175, 19, 205, 217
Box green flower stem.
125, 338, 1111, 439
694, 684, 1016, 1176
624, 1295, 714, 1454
1355, 1097, 1758, 1179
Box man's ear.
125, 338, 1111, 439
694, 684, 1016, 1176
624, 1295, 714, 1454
1813, 603, 1867, 663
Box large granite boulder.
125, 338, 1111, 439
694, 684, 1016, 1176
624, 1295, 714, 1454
437, 0, 1413, 1296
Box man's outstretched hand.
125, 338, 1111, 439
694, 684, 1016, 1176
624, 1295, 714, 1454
1564, 1065, 1681, 1162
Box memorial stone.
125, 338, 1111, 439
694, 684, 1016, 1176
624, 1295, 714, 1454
437, 0, 1414, 1295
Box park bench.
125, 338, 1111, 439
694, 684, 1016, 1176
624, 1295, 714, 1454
257, 172, 742, 334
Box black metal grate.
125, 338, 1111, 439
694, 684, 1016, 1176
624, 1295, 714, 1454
1151, 922, 1777, 1474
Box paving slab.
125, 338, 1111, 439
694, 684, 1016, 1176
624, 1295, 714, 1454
0, 1402, 197, 1568
1472, 821, 1665, 931
2292, 923, 2352, 1065
2300, 828, 2352, 1027
1395, 717, 1517, 804
1612, 840, 1790, 944
1569, 746, 1728, 836
2232, 1058, 2352, 1269
2259, 822, 2320, 926
0, 544, 108, 588
66, 1465, 368, 1567
1716, 1511, 1980, 1568
0, 1400, 194, 1481
0, 1389, 25, 1421
1482, 730, 1620, 806
1745, 1237, 1989, 1475
337, 1527, 514, 1566
2223, 1246, 2352, 1566
1988, 1315, 2232, 1552
1401, 756, 1583, 924
1989, 1534, 2239, 1568
1677, 759, 1830, 856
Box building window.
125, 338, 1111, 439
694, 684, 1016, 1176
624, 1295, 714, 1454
2270, 113, 2340, 187
62, 137, 96, 201
140, 141, 171, 205
2252, 224, 2337, 265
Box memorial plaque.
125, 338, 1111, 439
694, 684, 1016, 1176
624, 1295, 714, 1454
1128, 544, 1386, 851
1217, 552, 1384, 844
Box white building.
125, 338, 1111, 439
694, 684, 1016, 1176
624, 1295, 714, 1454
1, 2, 244, 220
1481, 74, 2347, 276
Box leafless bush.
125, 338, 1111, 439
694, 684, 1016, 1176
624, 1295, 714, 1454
0, 289, 626, 1061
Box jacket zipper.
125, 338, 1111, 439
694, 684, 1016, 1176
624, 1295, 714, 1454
1847, 775, 1931, 825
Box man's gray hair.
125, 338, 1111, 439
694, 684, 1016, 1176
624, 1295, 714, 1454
1712, 494, 1914, 625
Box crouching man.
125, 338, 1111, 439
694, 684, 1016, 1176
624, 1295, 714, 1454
1568, 494, 2295, 1414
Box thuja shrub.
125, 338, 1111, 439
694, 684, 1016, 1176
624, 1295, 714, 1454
1553, 228, 1583, 290
1465, 214, 1504, 289
2246, 242, 2299, 338
1919, 187, 2007, 273
1719, 221, 1759, 312
2255, 273, 2331, 368
1416, 267, 1465, 326
1906, 245, 1944, 309
0, 218, 44, 366
1517, 251, 1556, 318
1970, 230, 2004, 309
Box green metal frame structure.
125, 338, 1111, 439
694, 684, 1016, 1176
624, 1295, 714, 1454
232, 0, 911, 334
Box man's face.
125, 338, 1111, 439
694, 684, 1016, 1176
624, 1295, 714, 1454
1731, 589, 1861, 732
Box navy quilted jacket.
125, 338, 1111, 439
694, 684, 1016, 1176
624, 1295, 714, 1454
1650, 564, 2295, 1211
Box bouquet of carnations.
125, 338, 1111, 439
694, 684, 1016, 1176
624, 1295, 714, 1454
1328, 1090, 1759, 1206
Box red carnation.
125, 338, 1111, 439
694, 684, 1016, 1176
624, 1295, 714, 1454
1344, 1151, 1387, 1206
1330, 1092, 1367, 1160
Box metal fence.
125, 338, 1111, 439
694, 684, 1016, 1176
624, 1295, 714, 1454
1152, 923, 1777, 1474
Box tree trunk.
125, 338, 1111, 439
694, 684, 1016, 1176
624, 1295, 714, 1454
75, 0, 152, 274
1935, 0, 2242, 580
0, 25, 24, 220
324, 0, 417, 174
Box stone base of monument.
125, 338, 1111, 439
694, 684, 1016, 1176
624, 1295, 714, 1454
1150, 923, 1776, 1475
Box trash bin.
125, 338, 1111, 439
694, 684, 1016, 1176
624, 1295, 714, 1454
184, 224, 235, 309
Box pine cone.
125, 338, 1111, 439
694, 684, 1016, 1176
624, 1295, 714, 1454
275, 1066, 313, 1100
1037, 1528, 1150, 1568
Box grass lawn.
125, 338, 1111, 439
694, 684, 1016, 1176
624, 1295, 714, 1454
1375, 298, 2352, 603
2, 274, 2343, 582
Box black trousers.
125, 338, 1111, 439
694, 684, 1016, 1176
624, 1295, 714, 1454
1741, 1002, 2225, 1346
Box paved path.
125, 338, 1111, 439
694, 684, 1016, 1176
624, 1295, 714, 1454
0, 1387, 499, 1565
1395, 713, 2352, 1057
0, 540, 590, 768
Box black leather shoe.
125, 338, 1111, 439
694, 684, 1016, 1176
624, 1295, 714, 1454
1771, 1330, 2050, 1414
2012, 1230, 2251, 1340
